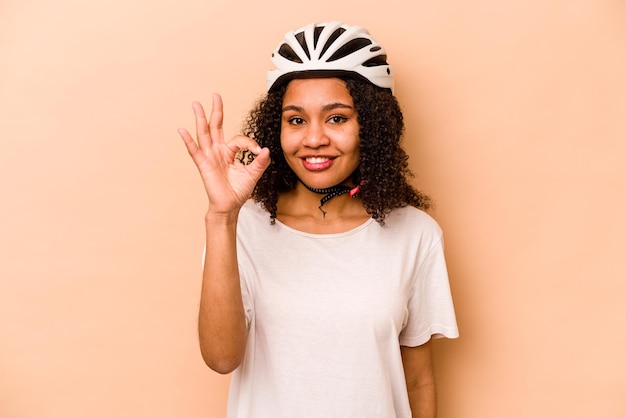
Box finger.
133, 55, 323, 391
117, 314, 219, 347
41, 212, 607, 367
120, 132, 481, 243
225, 135, 263, 158
192, 101, 211, 147
208, 94, 224, 144
226, 136, 271, 176
177, 128, 200, 155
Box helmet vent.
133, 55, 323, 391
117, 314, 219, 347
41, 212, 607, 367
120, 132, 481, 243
362, 54, 388, 67
278, 43, 303, 63
327, 38, 372, 62
294, 31, 311, 60
313, 26, 323, 48
319, 27, 346, 58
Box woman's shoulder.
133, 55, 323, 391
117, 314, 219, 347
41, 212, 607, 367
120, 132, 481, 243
385, 205, 443, 236
239, 200, 267, 221
238, 200, 274, 230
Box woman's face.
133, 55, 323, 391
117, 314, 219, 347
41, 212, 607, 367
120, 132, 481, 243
280, 77, 361, 190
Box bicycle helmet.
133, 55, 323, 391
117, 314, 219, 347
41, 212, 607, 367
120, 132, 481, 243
267, 21, 394, 93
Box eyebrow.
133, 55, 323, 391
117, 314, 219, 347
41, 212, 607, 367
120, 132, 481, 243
282, 103, 354, 113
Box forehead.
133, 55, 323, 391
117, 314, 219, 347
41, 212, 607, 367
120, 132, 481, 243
282, 78, 353, 106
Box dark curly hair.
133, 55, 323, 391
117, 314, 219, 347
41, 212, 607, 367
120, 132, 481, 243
242, 77, 431, 224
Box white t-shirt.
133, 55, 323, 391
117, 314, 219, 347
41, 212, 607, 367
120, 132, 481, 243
226, 201, 458, 418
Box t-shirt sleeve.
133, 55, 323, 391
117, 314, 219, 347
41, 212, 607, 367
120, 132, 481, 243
399, 237, 459, 346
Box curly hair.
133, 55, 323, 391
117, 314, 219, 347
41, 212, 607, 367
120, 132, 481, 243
242, 77, 431, 224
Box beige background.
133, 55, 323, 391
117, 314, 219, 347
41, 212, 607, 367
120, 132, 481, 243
1, 0, 625, 417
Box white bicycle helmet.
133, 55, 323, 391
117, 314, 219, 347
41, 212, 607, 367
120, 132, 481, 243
267, 21, 394, 93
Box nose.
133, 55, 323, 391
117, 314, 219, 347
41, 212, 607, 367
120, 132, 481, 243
302, 120, 329, 148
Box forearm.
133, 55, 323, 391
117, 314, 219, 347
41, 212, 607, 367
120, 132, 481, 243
407, 380, 436, 418
198, 211, 247, 374
401, 341, 437, 418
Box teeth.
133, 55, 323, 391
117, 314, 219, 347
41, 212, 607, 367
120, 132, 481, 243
306, 157, 330, 163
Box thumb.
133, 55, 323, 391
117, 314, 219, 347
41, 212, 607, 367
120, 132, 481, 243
247, 147, 271, 179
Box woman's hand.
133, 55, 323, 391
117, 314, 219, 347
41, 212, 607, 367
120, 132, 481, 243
178, 94, 271, 215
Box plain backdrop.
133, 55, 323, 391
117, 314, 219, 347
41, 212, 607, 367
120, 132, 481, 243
1, 0, 625, 417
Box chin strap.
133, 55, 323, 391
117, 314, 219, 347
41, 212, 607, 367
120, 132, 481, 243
301, 180, 365, 218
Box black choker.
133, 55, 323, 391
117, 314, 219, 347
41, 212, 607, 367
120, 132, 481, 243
301, 181, 364, 218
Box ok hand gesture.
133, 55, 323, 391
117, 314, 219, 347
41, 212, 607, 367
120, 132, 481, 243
178, 95, 271, 215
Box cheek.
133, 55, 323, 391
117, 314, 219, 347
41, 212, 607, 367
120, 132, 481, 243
347, 132, 361, 157
342, 140, 361, 169
349, 140, 361, 168
350, 150, 361, 166
279, 134, 289, 155
279, 130, 298, 155
279, 133, 295, 166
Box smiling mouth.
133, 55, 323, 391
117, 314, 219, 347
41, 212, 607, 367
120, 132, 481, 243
302, 156, 335, 171
305, 157, 332, 163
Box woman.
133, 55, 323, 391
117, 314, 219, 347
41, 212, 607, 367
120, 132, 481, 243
179, 21, 458, 418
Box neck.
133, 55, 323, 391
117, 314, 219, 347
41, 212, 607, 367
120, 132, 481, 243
276, 184, 370, 233
299, 179, 363, 218
277, 181, 363, 222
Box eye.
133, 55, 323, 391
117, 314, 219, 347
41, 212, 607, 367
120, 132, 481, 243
287, 116, 306, 125
328, 115, 348, 124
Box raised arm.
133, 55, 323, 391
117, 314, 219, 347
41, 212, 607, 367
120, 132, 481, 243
178, 95, 270, 373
